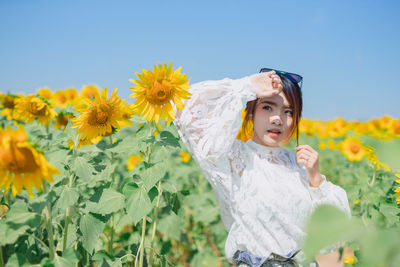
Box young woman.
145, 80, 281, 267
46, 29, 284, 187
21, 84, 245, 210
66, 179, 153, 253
173, 69, 351, 267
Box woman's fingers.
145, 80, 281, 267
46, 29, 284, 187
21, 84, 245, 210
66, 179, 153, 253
249, 72, 284, 98
296, 145, 316, 154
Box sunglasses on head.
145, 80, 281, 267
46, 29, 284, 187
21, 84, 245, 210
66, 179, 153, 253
259, 68, 303, 88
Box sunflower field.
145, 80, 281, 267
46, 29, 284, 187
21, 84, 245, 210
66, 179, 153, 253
0, 63, 400, 267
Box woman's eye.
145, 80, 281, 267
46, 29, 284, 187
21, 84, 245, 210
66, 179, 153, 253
285, 110, 293, 116
263, 105, 272, 111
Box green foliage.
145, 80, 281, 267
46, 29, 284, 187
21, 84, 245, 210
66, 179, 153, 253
0, 117, 399, 267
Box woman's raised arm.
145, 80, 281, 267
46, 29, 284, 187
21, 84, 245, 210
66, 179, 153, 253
173, 72, 281, 166
173, 76, 257, 165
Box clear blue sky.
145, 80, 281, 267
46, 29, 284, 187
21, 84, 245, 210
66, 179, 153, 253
1, 0, 399, 120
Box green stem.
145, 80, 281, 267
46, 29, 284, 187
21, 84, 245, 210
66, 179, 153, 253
138, 215, 147, 267
108, 214, 114, 254
62, 170, 75, 253
138, 122, 155, 267
62, 208, 72, 253
0, 245, 4, 267
4, 190, 10, 207
148, 180, 162, 266
368, 169, 376, 187
43, 185, 55, 261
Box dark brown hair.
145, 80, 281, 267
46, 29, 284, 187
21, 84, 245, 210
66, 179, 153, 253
245, 75, 303, 145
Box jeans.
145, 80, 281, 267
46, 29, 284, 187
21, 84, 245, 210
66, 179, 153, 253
233, 250, 319, 267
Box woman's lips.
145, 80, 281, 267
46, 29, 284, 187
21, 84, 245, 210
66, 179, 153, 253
267, 129, 281, 137
268, 132, 281, 137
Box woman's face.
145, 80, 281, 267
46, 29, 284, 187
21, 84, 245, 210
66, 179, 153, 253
251, 92, 294, 147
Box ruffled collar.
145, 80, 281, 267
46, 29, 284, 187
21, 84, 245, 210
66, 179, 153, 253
246, 139, 284, 159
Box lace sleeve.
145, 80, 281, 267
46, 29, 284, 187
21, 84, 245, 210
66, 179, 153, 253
173, 76, 256, 165
308, 175, 352, 219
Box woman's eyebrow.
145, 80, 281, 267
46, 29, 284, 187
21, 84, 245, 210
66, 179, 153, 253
260, 100, 293, 109
259, 100, 276, 106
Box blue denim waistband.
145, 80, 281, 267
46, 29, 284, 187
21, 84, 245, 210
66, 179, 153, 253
233, 249, 301, 267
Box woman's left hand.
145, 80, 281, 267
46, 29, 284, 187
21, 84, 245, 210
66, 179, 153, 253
296, 145, 324, 187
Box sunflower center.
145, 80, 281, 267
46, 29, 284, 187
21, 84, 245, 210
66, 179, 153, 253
1, 144, 38, 173
87, 106, 110, 126
146, 80, 172, 105
2, 97, 16, 108
29, 102, 46, 116
57, 115, 69, 126
58, 94, 67, 103
96, 110, 108, 124
350, 143, 360, 154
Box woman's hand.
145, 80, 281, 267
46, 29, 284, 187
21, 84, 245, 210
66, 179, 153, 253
296, 145, 324, 187
249, 71, 283, 98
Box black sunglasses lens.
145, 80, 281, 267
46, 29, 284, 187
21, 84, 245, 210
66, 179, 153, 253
259, 68, 303, 87
260, 68, 276, 73
286, 73, 302, 83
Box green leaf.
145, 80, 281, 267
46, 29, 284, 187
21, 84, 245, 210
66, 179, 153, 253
0, 220, 30, 245
92, 250, 113, 266
4, 253, 28, 267
379, 203, 400, 225
54, 187, 79, 212
359, 227, 400, 267
159, 131, 180, 148
108, 137, 139, 154
123, 183, 152, 225
135, 123, 150, 139
157, 212, 184, 240
186, 193, 219, 223
190, 247, 221, 267
79, 213, 106, 254
73, 156, 94, 181
86, 188, 125, 215
137, 162, 167, 191
303, 204, 364, 259
95, 163, 116, 182
46, 148, 70, 174
6, 200, 40, 227
54, 248, 79, 267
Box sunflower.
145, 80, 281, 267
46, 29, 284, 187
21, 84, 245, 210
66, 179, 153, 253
81, 85, 100, 100
129, 62, 191, 124
328, 118, 349, 138
15, 94, 57, 126
71, 88, 125, 139
327, 139, 338, 150
339, 137, 366, 161
394, 185, 400, 205
0, 125, 60, 198
388, 119, 400, 138
55, 112, 75, 131
152, 123, 163, 136
67, 136, 102, 150
365, 145, 391, 171
299, 119, 316, 136
343, 254, 355, 264
36, 88, 53, 100
354, 122, 375, 135
118, 103, 135, 128
65, 88, 79, 103
52, 90, 69, 108
318, 141, 327, 150
379, 115, 392, 130
236, 109, 253, 142
0, 93, 19, 120
315, 121, 328, 139
126, 154, 143, 171
180, 151, 191, 163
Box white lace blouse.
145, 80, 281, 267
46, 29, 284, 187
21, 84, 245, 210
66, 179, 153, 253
173, 76, 351, 264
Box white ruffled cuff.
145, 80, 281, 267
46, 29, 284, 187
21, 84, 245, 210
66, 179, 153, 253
308, 175, 329, 200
